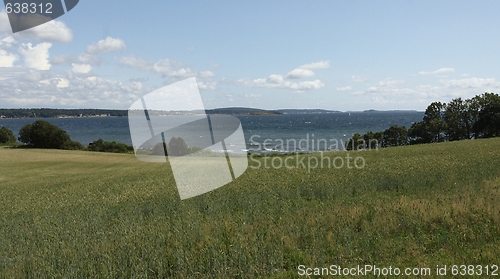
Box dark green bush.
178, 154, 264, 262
87, 139, 134, 153
18, 120, 71, 149
0, 127, 16, 144
60, 140, 84, 150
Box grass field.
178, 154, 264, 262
1, 138, 500, 278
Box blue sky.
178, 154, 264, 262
1, 0, 499, 111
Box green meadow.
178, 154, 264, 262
1, 138, 500, 278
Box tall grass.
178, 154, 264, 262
1, 138, 500, 278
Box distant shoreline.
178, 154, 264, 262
0, 108, 423, 119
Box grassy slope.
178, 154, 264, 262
0, 139, 500, 278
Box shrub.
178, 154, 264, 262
18, 120, 71, 149
87, 139, 134, 153
60, 140, 84, 150
0, 127, 16, 144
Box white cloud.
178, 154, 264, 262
197, 81, 217, 90
21, 69, 42, 82
118, 55, 214, 80
207, 62, 220, 68
235, 60, 329, 91
0, 36, 16, 48
19, 42, 52, 70
237, 75, 324, 90
0, 69, 152, 108
336, 86, 352, 91
298, 60, 330, 70
284, 60, 329, 79
169, 68, 196, 78
439, 77, 498, 89
12, 18, 73, 43
348, 75, 367, 83
199, 70, 216, 78
117, 55, 155, 71
57, 78, 69, 88
71, 63, 92, 74
285, 68, 315, 79
349, 77, 500, 107
418, 67, 455, 75
377, 78, 404, 87
0, 49, 18, 67
86, 37, 126, 55
51, 52, 103, 67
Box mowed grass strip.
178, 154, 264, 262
0, 138, 499, 278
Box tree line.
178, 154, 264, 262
346, 92, 500, 150
0, 120, 199, 155
0, 108, 127, 118
0, 120, 133, 153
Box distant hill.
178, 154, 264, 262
277, 109, 342, 114
0, 108, 127, 118
206, 107, 282, 116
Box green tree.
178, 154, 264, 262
409, 102, 447, 144
18, 120, 71, 149
382, 125, 408, 147
362, 131, 382, 149
423, 102, 447, 142
168, 137, 189, 156
408, 121, 432, 144
443, 98, 470, 141
473, 92, 500, 138
0, 127, 16, 143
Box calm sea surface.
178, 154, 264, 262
0, 111, 424, 152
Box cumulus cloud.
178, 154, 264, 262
284, 60, 330, 79
51, 51, 104, 67
298, 60, 331, 70
237, 75, 324, 90
418, 67, 455, 75
71, 63, 92, 74
207, 62, 220, 68
285, 68, 315, 79
86, 37, 126, 55
0, 49, 18, 67
57, 78, 69, 88
12, 17, 73, 43
439, 77, 498, 89
197, 81, 217, 90
199, 71, 216, 78
336, 86, 352, 92
349, 77, 500, 106
117, 55, 155, 71
19, 42, 52, 70
235, 60, 329, 91
117, 55, 214, 80
348, 75, 367, 83
0, 69, 152, 108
